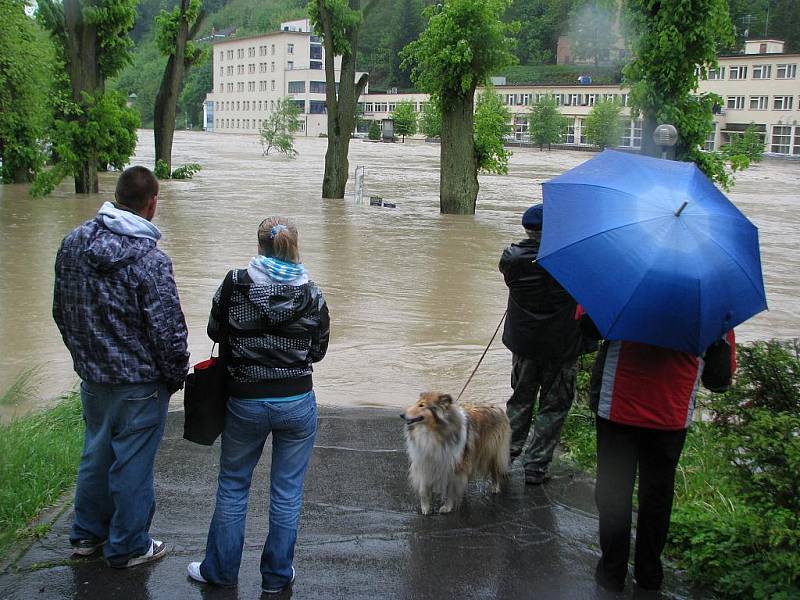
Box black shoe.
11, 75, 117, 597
594, 562, 625, 593
524, 471, 551, 485
634, 576, 662, 591
71, 539, 105, 556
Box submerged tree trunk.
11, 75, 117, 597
64, 0, 102, 194
439, 90, 479, 214
154, 0, 201, 173
319, 0, 370, 199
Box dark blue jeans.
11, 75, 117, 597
71, 381, 170, 564
200, 392, 317, 590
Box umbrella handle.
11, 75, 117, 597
675, 201, 688, 217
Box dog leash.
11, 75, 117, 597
455, 310, 507, 402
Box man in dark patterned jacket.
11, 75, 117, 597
53, 166, 189, 568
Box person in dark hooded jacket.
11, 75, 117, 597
188, 216, 329, 595
499, 203, 590, 485
53, 166, 189, 568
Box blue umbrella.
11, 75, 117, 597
537, 149, 767, 355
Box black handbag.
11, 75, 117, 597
183, 270, 236, 445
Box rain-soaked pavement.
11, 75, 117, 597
0, 408, 701, 600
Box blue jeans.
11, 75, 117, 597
200, 392, 317, 589
71, 381, 170, 564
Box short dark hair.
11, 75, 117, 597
115, 166, 159, 210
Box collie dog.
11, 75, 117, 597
401, 392, 511, 515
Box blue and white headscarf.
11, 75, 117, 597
248, 255, 308, 285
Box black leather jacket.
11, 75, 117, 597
208, 269, 330, 398
499, 237, 586, 361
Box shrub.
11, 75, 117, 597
154, 159, 171, 179
368, 120, 381, 141
170, 162, 202, 179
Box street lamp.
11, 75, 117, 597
653, 123, 678, 160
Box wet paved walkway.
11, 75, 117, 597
0, 408, 698, 599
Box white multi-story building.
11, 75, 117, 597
698, 39, 800, 156
203, 19, 367, 136
204, 30, 799, 157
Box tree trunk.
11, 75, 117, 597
439, 91, 478, 215
64, 0, 101, 194
154, 0, 191, 174
320, 0, 369, 199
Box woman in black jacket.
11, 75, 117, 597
188, 217, 330, 594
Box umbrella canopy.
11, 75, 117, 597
537, 149, 767, 355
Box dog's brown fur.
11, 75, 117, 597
402, 392, 511, 515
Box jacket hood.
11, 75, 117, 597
246, 282, 321, 326
97, 201, 161, 241
85, 219, 157, 272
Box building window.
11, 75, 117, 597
522, 93, 531, 106
707, 67, 725, 80
363, 102, 373, 113
219, 51, 224, 61
271, 80, 276, 91
248, 47, 255, 57
227, 50, 233, 59
248, 82, 255, 92
310, 61, 323, 70
288, 81, 306, 93
271, 62, 275, 72
271, 100, 275, 111
513, 114, 528, 141
310, 45, 322, 60
771, 125, 791, 153
219, 66, 224, 76
310, 81, 326, 94
726, 96, 745, 110
621, 119, 643, 148
287, 43, 294, 54
271, 44, 275, 55
565, 120, 576, 144
794, 126, 800, 156
776, 64, 797, 79
703, 122, 717, 151
237, 49, 244, 59
752, 64, 772, 79
236, 101, 240, 110
287, 61, 294, 70
290, 99, 305, 113
749, 96, 769, 110
773, 95, 794, 110
309, 100, 326, 114
729, 65, 748, 79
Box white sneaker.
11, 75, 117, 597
187, 561, 207, 583
114, 539, 168, 568
262, 566, 295, 594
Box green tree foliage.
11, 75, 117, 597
112, 38, 166, 127
38, 0, 139, 194
386, 0, 424, 89
528, 95, 568, 149
418, 99, 442, 138
259, 97, 302, 157
583, 98, 623, 149
401, 0, 517, 214
178, 53, 212, 128
31, 91, 140, 196
726, 0, 800, 53
367, 120, 381, 140
624, 0, 735, 187
0, 0, 55, 183
390, 101, 417, 141
504, 0, 573, 65
720, 124, 764, 167
568, 0, 619, 67
473, 88, 512, 174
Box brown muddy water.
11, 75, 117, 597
1, 130, 798, 419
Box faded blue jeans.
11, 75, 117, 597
200, 392, 317, 590
71, 381, 170, 565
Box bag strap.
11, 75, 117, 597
217, 270, 237, 363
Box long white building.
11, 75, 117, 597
204, 29, 799, 158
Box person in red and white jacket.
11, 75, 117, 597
579, 310, 736, 593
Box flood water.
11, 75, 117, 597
1, 130, 798, 419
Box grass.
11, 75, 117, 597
0, 365, 43, 406
0, 391, 84, 559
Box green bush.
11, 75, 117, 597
154, 159, 171, 179
368, 120, 381, 141
170, 162, 202, 179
